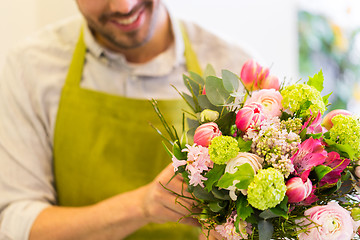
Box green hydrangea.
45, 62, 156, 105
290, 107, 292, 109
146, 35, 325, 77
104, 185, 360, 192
247, 168, 286, 210
329, 115, 360, 159
208, 136, 239, 164
281, 83, 325, 118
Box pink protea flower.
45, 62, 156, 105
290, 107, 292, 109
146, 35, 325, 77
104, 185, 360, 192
286, 177, 313, 203
320, 151, 350, 186
291, 137, 328, 181
193, 122, 222, 147
235, 102, 266, 132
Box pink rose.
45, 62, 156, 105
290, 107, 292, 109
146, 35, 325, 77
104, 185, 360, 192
235, 102, 265, 132
285, 177, 312, 203
245, 89, 283, 117
297, 202, 359, 240
193, 122, 222, 147
322, 109, 352, 130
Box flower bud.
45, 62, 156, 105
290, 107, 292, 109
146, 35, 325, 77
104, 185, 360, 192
322, 109, 351, 130
193, 122, 222, 147
235, 102, 265, 132
240, 59, 267, 91
260, 75, 280, 90
286, 177, 312, 203
200, 109, 219, 123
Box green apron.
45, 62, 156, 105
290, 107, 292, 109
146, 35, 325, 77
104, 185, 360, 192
53, 24, 202, 239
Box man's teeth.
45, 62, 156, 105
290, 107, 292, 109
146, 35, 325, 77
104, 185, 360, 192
116, 12, 140, 25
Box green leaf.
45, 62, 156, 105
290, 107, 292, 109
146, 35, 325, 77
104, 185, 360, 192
183, 74, 201, 96
236, 194, 254, 221
208, 201, 228, 213
305, 133, 323, 139
324, 138, 356, 160
211, 187, 231, 200
259, 210, 279, 220
189, 71, 205, 86
182, 92, 196, 110
204, 164, 226, 192
307, 69, 324, 93
205, 76, 232, 106
258, 220, 274, 240
203, 64, 217, 79
238, 138, 252, 152
215, 112, 236, 135
217, 163, 254, 189
323, 92, 332, 106
269, 197, 288, 219
314, 165, 333, 181
197, 95, 223, 112
192, 185, 217, 201
173, 141, 186, 160
221, 69, 239, 93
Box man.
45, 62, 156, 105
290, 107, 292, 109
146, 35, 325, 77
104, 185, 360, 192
0, 0, 253, 239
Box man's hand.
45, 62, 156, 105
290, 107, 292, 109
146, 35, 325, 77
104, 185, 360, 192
142, 163, 200, 226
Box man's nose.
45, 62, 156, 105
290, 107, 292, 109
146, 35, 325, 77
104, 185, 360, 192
109, 0, 139, 14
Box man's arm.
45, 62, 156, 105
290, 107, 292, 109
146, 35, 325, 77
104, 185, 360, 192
29, 164, 199, 240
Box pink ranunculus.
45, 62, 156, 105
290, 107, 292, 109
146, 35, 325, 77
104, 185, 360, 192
245, 89, 283, 117
291, 137, 328, 181
193, 122, 222, 147
225, 152, 264, 200
286, 177, 312, 203
320, 151, 350, 186
322, 109, 352, 130
240, 59, 269, 91
260, 74, 280, 90
235, 102, 265, 132
297, 202, 360, 240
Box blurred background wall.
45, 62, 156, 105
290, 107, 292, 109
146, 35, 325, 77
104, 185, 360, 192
1, 0, 359, 113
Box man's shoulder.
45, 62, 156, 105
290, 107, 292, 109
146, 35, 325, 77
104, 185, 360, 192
9, 15, 83, 60
182, 21, 255, 74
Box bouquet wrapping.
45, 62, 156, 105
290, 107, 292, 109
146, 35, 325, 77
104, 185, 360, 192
152, 59, 360, 240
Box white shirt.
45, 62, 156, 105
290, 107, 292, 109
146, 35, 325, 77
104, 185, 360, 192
0, 12, 253, 239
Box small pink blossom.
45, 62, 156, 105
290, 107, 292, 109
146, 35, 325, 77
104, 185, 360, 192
177, 144, 213, 187
286, 177, 312, 203
245, 89, 283, 117
235, 102, 265, 132
291, 137, 328, 181
215, 211, 252, 240
193, 122, 222, 147
297, 202, 359, 240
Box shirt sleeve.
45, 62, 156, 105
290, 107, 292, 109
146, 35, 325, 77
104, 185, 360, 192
0, 50, 56, 239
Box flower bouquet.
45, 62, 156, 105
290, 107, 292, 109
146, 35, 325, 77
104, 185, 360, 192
151, 59, 360, 239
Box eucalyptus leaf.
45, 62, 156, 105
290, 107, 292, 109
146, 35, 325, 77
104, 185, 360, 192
258, 220, 274, 240
192, 185, 217, 201
211, 187, 231, 200
182, 92, 196, 110
208, 201, 227, 212
221, 69, 240, 93
189, 71, 205, 86
197, 95, 223, 112
204, 64, 217, 79
259, 210, 279, 220
205, 76, 232, 106
183, 74, 201, 96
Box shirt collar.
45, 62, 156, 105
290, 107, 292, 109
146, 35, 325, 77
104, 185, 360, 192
82, 6, 185, 77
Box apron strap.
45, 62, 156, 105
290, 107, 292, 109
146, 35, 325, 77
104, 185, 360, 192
179, 22, 203, 76
64, 27, 86, 87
